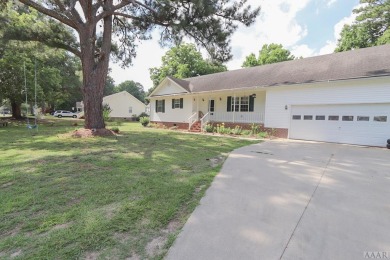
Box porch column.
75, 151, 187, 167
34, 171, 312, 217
233, 93, 236, 123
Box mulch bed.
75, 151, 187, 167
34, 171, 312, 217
68, 128, 116, 138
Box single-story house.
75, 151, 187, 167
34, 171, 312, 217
148, 44, 390, 147
77, 91, 146, 119
103, 91, 146, 118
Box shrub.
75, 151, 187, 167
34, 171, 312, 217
258, 131, 268, 138
138, 112, 149, 118
139, 116, 150, 127
250, 123, 260, 135
216, 123, 231, 135
204, 123, 214, 133
232, 125, 243, 135
103, 104, 112, 123
111, 127, 120, 133
242, 130, 251, 136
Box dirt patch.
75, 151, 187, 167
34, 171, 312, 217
146, 236, 167, 257
85, 252, 100, 260
1, 182, 14, 188
10, 249, 22, 258
207, 155, 226, 168
64, 128, 116, 138
101, 203, 120, 220
113, 232, 132, 244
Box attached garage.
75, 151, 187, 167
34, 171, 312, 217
289, 103, 390, 147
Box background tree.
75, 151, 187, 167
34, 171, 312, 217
104, 75, 116, 96
242, 43, 295, 67
2, 0, 260, 129
116, 80, 145, 103
149, 43, 227, 91
335, 0, 390, 52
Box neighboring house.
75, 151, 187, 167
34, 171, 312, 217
148, 44, 390, 147
103, 91, 146, 118
76, 91, 146, 119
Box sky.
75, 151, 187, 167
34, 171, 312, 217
109, 0, 361, 91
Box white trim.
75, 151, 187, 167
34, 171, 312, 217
149, 77, 190, 97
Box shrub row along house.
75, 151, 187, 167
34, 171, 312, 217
148, 44, 390, 147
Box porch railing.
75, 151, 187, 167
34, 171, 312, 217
188, 112, 198, 130
200, 112, 210, 132
209, 112, 264, 124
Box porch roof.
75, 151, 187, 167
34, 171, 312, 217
162, 44, 390, 94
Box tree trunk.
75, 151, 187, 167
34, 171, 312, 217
79, 10, 113, 130
11, 100, 22, 119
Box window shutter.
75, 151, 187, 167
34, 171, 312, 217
249, 95, 255, 112
180, 98, 183, 109
155, 100, 158, 112
162, 100, 165, 113
227, 96, 232, 112
172, 99, 175, 109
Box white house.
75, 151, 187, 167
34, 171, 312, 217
103, 91, 146, 118
77, 91, 146, 119
148, 44, 390, 147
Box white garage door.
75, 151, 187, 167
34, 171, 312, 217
289, 104, 390, 147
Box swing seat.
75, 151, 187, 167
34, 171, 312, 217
27, 124, 37, 129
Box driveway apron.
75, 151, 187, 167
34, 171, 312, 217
166, 140, 390, 260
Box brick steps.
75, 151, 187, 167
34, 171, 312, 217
189, 121, 201, 132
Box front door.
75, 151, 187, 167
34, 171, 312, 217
208, 99, 215, 114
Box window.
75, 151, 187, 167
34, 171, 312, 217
208, 100, 215, 112
156, 100, 165, 113
171, 98, 183, 109
304, 115, 313, 120
240, 96, 249, 112
342, 116, 354, 121
292, 115, 301, 120
328, 115, 339, 121
374, 116, 387, 122
357, 116, 369, 121
129, 107, 132, 113
316, 115, 325, 120
227, 96, 254, 112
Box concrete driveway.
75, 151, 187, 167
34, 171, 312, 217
166, 140, 390, 260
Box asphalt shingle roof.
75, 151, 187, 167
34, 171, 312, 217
168, 44, 390, 93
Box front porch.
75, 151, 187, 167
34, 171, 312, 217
187, 91, 266, 131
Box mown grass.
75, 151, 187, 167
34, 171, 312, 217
0, 118, 257, 259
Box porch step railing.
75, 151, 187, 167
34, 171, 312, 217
188, 112, 198, 130
200, 112, 210, 132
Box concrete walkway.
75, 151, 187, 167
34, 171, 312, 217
166, 140, 390, 260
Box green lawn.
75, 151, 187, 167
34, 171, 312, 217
0, 118, 257, 259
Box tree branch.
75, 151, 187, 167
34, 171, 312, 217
18, 0, 77, 29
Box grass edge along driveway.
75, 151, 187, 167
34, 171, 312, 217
0, 120, 257, 259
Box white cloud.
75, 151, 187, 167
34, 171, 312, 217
227, 0, 311, 70
290, 44, 315, 58
111, 0, 312, 89
326, 0, 338, 7
317, 5, 360, 55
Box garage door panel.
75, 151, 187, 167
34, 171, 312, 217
290, 104, 390, 147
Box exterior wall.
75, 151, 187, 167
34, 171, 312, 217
150, 95, 193, 123
149, 90, 266, 124
153, 81, 187, 96
103, 91, 145, 118
265, 77, 390, 129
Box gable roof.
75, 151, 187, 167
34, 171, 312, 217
103, 91, 145, 105
154, 44, 390, 95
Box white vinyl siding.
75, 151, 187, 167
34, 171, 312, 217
265, 77, 390, 129
102, 91, 145, 118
